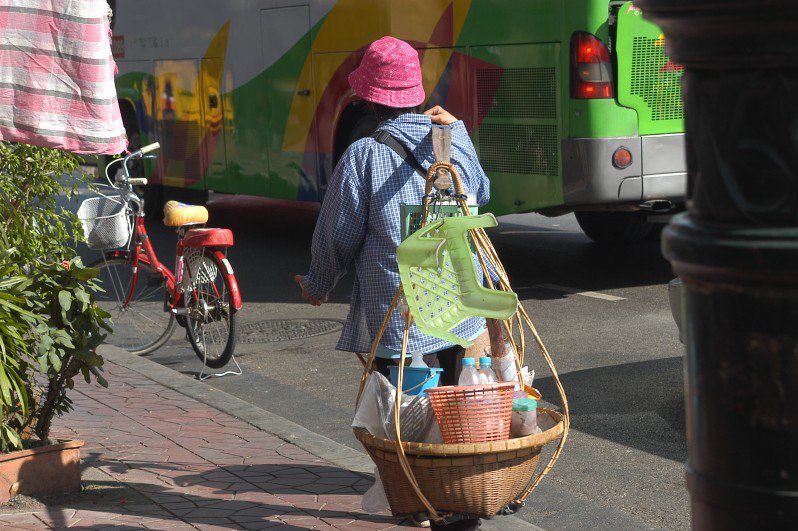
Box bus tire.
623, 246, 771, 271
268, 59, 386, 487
575, 211, 653, 244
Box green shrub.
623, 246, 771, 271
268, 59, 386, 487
0, 143, 111, 450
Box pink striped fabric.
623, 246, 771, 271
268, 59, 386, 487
0, 0, 126, 154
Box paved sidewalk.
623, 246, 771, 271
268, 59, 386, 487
0, 358, 412, 530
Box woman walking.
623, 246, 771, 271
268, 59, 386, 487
296, 35, 501, 382
295, 37, 501, 527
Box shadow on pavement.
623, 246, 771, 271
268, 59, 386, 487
536, 356, 687, 462
36, 456, 404, 529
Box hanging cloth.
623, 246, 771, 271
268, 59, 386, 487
0, 0, 127, 154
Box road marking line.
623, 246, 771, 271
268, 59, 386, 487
534, 283, 626, 301
499, 230, 567, 235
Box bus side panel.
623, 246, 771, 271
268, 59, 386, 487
470, 43, 563, 216
114, 60, 159, 178
456, 0, 562, 47
311, 51, 360, 196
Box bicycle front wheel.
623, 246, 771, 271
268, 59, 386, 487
183, 250, 238, 368
91, 255, 176, 355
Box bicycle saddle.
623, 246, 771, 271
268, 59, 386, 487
163, 200, 209, 227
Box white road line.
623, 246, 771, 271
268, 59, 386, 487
534, 283, 626, 301
499, 230, 569, 235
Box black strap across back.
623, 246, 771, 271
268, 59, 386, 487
371, 130, 426, 178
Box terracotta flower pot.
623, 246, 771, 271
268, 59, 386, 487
0, 440, 84, 502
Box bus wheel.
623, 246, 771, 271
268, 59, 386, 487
575, 211, 653, 244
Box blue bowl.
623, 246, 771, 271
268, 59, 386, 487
389, 366, 444, 396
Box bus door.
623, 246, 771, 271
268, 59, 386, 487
260, 5, 315, 201
470, 43, 563, 215
153, 60, 206, 191
200, 56, 229, 192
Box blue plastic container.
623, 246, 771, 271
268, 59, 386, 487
389, 366, 444, 396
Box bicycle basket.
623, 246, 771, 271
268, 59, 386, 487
77, 195, 131, 250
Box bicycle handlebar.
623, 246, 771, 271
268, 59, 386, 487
139, 142, 160, 155
128, 178, 148, 186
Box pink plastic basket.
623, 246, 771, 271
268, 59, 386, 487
427, 383, 515, 443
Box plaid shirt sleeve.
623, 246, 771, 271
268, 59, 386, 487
302, 142, 370, 299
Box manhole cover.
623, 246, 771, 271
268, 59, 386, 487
238, 319, 343, 344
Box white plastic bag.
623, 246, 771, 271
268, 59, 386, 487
353, 372, 394, 439
362, 467, 391, 513
353, 371, 439, 442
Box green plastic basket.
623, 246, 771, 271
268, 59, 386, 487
397, 214, 518, 347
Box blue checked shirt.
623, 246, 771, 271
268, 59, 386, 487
302, 114, 492, 356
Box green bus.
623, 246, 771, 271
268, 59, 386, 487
110, 0, 685, 243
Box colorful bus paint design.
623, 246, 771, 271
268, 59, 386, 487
111, 0, 685, 224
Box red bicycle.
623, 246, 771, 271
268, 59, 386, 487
79, 143, 242, 370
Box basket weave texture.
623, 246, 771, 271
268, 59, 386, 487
354, 409, 563, 517
427, 383, 514, 443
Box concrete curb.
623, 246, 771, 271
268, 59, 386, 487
98, 345, 541, 530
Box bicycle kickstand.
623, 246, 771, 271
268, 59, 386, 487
198, 353, 243, 381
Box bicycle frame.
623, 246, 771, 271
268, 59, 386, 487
105, 217, 177, 310
102, 149, 242, 315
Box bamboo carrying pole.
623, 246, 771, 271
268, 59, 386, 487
355, 160, 569, 521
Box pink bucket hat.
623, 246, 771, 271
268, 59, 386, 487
348, 36, 425, 108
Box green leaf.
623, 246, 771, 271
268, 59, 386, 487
58, 290, 72, 312
48, 349, 62, 372
38, 334, 53, 356
0, 370, 12, 404
57, 336, 75, 349
2, 425, 22, 449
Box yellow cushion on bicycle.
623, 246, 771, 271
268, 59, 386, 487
163, 200, 209, 227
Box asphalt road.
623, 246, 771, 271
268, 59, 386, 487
75, 188, 687, 530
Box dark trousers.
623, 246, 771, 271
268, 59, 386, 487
373, 345, 462, 386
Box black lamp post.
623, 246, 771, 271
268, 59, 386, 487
636, 1, 798, 528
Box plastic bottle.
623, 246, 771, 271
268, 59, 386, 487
409, 351, 428, 368
478, 357, 498, 384
458, 357, 481, 386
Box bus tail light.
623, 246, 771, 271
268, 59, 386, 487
612, 147, 633, 169
571, 32, 614, 99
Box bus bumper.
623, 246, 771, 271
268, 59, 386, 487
561, 133, 686, 208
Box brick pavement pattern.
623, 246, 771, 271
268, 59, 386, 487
0, 361, 412, 530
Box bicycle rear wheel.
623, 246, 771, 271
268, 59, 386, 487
183, 250, 238, 368
91, 255, 176, 355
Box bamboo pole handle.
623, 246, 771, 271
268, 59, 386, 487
424, 161, 466, 198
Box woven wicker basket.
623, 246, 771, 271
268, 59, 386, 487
354, 409, 563, 517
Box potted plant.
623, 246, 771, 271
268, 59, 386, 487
0, 143, 110, 502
